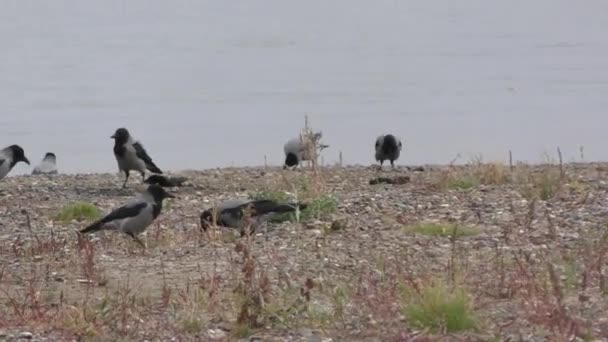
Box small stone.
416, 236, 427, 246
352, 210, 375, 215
52, 272, 64, 282
33, 255, 43, 262
19, 332, 33, 339
207, 329, 227, 339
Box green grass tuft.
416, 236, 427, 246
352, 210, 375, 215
55, 202, 101, 223
181, 317, 204, 334
401, 281, 478, 333
404, 222, 479, 237
446, 176, 479, 190
233, 324, 253, 339
301, 194, 338, 221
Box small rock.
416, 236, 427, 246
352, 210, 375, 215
51, 272, 64, 282
207, 329, 227, 339
330, 219, 346, 231
19, 332, 33, 339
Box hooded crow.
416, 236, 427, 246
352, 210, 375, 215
32, 152, 58, 175
375, 134, 403, 169
79, 184, 174, 248
0, 145, 30, 180
283, 137, 304, 169
200, 199, 306, 236
283, 133, 329, 169
111, 128, 163, 188
144, 174, 188, 187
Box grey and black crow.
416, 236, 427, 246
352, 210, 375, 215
283, 133, 328, 169
283, 137, 304, 169
200, 199, 306, 236
375, 134, 402, 169
144, 174, 188, 187
112, 128, 163, 188
32, 152, 58, 175
80, 184, 174, 248
0, 145, 30, 180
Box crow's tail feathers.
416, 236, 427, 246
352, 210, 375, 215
250, 200, 307, 216
146, 162, 163, 174
79, 220, 104, 234
274, 202, 308, 213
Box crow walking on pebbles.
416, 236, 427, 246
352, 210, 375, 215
112, 128, 163, 188
0, 145, 30, 180
200, 199, 306, 236
79, 184, 174, 248
375, 134, 402, 169
32, 153, 58, 175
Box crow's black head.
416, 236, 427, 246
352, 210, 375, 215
111, 128, 130, 144
146, 184, 175, 201
284, 153, 299, 168
8, 145, 29, 166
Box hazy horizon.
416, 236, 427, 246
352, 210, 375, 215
2, 0, 607, 175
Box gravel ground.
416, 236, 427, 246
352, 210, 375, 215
1, 163, 608, 341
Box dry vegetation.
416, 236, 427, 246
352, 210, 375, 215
2, 147, 608, 340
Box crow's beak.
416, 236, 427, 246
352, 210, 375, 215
110, 134, 115, 139
22, 157, 30, 165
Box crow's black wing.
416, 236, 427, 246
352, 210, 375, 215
80, 202, 147, 233
101, 202, 148, 223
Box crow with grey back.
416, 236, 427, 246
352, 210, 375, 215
112, 128, 163, 188
375, 134, 402, 169
0, 145, 30, 180
79, 184, 174, 248
200, 199, 307, 236
32, 152, 58, 175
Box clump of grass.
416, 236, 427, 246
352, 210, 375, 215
514, 167, 564, 201
181, 317, 205, 334
472, 161, 509, 185
55, 202, 101, 223
301, 194, 337, 221
233, 324, 253, 339
446, 176, 479, 190
433, 158, 509, 191
404, 222, 480, 237
401, 281, 478, 333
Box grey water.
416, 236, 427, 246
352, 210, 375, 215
1, 0, 608, 175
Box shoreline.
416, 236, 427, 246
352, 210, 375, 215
1, 162, 608, 340
4, 159, 608, 178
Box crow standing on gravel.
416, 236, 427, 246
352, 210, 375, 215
375, 134, 403, 169
32, 152, 58, 175
0, 145, 30, 180
200, 199, 307, 236
79, 185, 175, 248
111, 128, 163, 188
